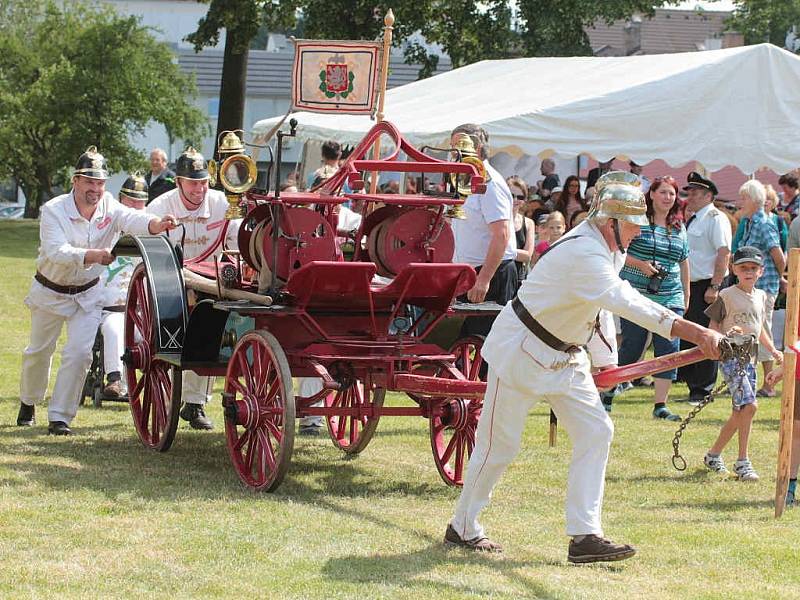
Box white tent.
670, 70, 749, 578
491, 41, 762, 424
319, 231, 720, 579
252, 43, 800, 174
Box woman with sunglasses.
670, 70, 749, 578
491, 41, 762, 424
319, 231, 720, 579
507, 176, 535, 284
553, 175, 588, 229
602, 176, 689, 421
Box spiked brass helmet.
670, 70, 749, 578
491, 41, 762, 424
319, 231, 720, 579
587, 171, 648, 226
120, 171, 149, 201
74, 146, 109, 180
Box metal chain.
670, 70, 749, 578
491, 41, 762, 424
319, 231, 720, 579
671, 334, 756, 471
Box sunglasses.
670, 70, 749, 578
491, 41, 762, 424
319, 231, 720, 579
513, 194, 526, 200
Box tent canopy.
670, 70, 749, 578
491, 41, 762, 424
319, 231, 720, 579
252, 43, 800, 174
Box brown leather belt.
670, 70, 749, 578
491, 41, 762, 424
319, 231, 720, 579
103, 305, 125, 313
35, 271, 99, 295
511, 297, 580, 353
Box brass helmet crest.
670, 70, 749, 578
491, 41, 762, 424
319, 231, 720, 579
588, 171, 648, 226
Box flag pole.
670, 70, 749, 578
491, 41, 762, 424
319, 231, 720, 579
369, 9, 394, 195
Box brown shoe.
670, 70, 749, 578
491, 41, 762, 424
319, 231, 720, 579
103, 381, 124, 398
444, 524, 503, 553
568, 535, 636, 564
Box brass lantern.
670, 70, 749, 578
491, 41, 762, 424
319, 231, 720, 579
213, 130, 256, 219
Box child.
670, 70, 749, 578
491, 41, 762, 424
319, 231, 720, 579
703, 246, 783, 480
531, 211, 566, 266
764, 367, 800, 506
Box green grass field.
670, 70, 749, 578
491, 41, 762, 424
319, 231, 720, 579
0, 219, 797, 599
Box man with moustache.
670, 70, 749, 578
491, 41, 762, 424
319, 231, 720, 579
145, 147, 176, 204
17, 147, 178, 435
147, 147, 240, 430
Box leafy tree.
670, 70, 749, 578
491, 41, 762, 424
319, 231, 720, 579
186, 0, 298, 151
516, 0, 665, 56
0, 0, 208, 217
726, 0, 800, 50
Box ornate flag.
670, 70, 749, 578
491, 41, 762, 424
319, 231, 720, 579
291, 40, 382, 115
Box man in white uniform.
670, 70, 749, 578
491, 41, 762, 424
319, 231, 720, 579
444, 172, 725, 563
17, 147, 178, 435
99, 173, 149, 398
677, 172, 731, 404
147, 147, 240, 430
449, 123, 517, 338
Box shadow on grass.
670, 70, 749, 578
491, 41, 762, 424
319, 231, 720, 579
0, 422, 453, 505
321, 542, 625, 598
656, 498, 775, 511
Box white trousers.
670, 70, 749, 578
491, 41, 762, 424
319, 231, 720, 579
451, 360, 614, 538
182, 371, 212, 406
20, 305, 101, 424
101, 311, 125, 378
298, 377, 324, 427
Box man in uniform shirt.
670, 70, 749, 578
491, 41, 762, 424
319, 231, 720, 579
443, 172, 725, 562
145, 147, 176, 204
99, 172, 150, 398
147, 147, 240, 430
677, 172, 731, 405
17, 147, 178, 435
450, 123, 517, 338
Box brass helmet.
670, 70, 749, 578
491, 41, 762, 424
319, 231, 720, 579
119, 171, 149, 202
175, 147, 209, 180
587, 171, 648, 226
74, 146, 109, 180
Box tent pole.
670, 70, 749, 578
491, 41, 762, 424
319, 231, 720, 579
369, 9, 394, 196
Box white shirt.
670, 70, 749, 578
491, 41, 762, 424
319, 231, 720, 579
451, 161, 516, 267
101, 256, 138, 307
26, 191, 155, 316
686, 203, 731, 281
482, 221, 677, 373
147, 187, 240, 260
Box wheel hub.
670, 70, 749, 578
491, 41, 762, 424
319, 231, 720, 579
128, 342, 151, 371
440, 398, 470, 430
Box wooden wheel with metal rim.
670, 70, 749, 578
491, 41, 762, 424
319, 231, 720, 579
429, 335, 485, 486
124, 264, 182, 452
223, 330, 295, 491
325, 367, 385, 455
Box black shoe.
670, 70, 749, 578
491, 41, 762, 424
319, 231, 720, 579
568, 535, 636, 564
299, 425, 322, 436
47, 421, 72, 436
16, 403, 35, 426
179, 403, 214, 430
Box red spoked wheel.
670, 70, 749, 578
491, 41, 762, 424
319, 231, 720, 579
430, 335, 485, 486
124, 264, 182, 452
223, 330, 295, 491
325, 378, 385, 455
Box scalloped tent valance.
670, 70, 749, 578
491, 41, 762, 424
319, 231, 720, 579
252, 44, 800, 174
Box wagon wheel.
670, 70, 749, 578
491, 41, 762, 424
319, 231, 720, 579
430, 335, 485, 486
325, 378, 385, 455
223, 330, 295, 491
124, 264, 182, 452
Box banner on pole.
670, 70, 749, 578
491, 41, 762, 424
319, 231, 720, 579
291, 39, 382, 115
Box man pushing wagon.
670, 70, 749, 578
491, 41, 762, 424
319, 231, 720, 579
444, 171, 727, 563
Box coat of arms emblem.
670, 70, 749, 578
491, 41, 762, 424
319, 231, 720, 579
320, 54, 355, 99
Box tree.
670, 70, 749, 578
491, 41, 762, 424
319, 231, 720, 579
186, 0, 298, 153
726, 0, 800, 50
0, 1, 208, 218
516, 0, 663, 56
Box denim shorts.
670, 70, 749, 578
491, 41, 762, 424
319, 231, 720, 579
720, 359, 757, 410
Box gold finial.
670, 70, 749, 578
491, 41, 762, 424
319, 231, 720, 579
385, 8, 395, 27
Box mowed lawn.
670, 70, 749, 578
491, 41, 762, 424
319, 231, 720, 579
0, 219, 798, 599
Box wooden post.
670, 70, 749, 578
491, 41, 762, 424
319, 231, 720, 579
548, 409, 557, 447
368, 9, 394, 195
776, 248, 799, 517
